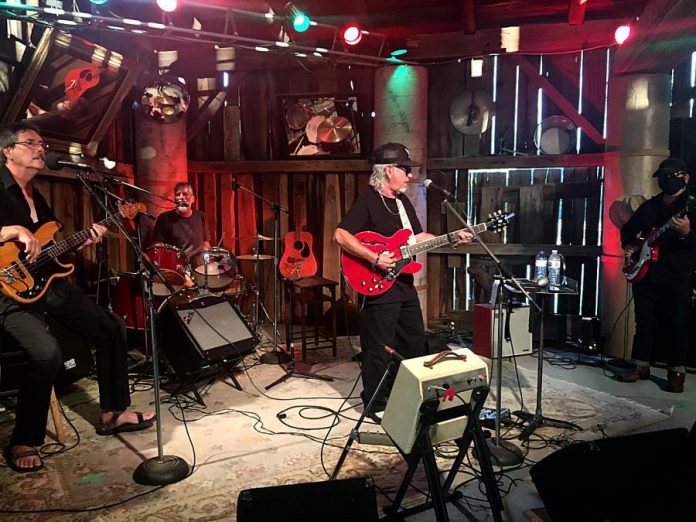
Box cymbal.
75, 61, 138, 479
237, 234, 274, 241
236, 254, 273, 261
317, 116, 352, 143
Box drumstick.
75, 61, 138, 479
217, 235, 224, 247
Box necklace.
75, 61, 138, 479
379, 192, 400, 216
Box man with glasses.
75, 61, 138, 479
0, 122, 154, 472
620, 157, 695, 393
333, 143, 473, 423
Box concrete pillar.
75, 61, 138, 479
374, 65, 429, 314
601, 73, 671, 358
133, 110, 188, 243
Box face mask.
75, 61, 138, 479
658, 176, 685, 196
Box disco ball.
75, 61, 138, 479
141, 77, 190, 123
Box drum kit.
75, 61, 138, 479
111, 238, 273, 333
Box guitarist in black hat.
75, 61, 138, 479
620, 157, 695, 393
0, 122, 154, 473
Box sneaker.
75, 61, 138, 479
367, 410, 384, 424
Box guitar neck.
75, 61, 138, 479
44, 214, 119, 259
404, 223, 487, 257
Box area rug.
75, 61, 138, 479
0, 338, 669, 521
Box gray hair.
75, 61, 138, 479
0, 121, 41, 165
368, 164, 391, 192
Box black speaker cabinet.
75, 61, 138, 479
530, 428, 691, 521
158, 292, 258, 381
237, 477, 378, 522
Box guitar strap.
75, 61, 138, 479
396, 197, 416, 245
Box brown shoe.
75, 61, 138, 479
665, 370, 685, 393
618, 364, 650, 383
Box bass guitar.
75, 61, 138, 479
280, 184, 318, 279
0, 202, 146, 304
341, 211, 513, 296
623, 198, 693, 283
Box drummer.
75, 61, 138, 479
151, 182, 211, 287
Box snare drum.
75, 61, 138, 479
192, 247, 236, 289
145, 243, 187, 295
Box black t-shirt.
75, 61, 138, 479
338, 188, 423, 304
621, 191, 696, 282
0, 166, 56, 232
151, 209, 210, 256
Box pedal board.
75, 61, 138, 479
479, 407, 511, 429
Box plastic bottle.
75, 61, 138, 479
548, 250, 562, 291
534, 250, 547, 282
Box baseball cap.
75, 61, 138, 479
653, 157, 688, 177
372, 143, 421, 168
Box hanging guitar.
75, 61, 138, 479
0, 202, 146, 304
65, 64, 101, 101
341, 210, 514, 296
623, 197, 694, 283
280, 183, 318, 279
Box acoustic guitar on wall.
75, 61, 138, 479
280, 183, 318, 279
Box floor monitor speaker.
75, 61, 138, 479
158, 292, 258, 381
236, 477, 378, 522
530, 427, 691, 521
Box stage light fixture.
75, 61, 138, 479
342, 23, 363, 46
285, 2, 311, 33
614, 24, 631, 45
156, 0, 177, 13
89, 0, 109, 5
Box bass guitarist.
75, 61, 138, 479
0, 122, 154, 473
333, 143, 472, 422
620, 158, 695, 393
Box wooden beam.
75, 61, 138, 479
428, 152, 614, 170
511, 55, 605, 145
568, 0, 587, 26
460, 0, 476, 34
187, 91, 228, 143
188, 159, 372, 173
613, 0, 696, 75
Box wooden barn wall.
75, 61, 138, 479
426, 50, 610, 321
186, 68, 375, 318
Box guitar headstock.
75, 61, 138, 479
485, 210, 515, 233
118, 202, 147, 219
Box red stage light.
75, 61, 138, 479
614, 25, 631, 46
342, 23, 363, 46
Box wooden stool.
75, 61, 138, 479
284, 277, 338, 362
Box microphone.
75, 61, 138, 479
384, 346, 404, 362
422, 179, 454, 199
231, 178, 240, 191
175, 199, 189, 208
45, 152, 92, 172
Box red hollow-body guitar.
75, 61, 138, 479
341, 211, 513, 296
623, 198, 693, 283
280, 185, 318, 279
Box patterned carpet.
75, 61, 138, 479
0, 338, 669, 521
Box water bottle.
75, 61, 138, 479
534, 250, 547, 282
548, 250, 562, 291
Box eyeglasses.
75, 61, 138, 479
397, 165, 412, 175
13, 140, 49, 151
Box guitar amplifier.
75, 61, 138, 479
472, 304, 532, 358
381, 348, 488, 454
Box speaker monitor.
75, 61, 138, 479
472, 304, 532, 358
236, 477, 378, 522
530, 427, 691, 522
158, 293, 258, 380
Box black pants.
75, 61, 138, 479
359, 296, 426, 411
0, 280, 130, 447
632, 274, 692, 368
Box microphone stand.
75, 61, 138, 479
232, 179, 289, 364
436, 194, 536, 467
73, 171, 190, 485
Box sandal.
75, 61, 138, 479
96, 411, 156, 436
3, 446, 44, 473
